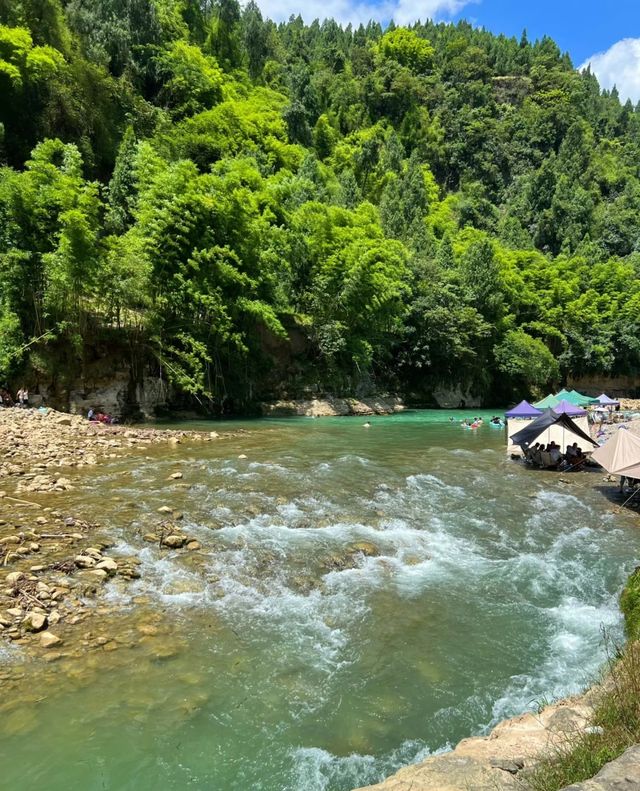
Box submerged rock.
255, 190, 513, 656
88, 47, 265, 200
39, 631, 62, 648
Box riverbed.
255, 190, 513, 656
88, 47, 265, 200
1, 410, 639, 791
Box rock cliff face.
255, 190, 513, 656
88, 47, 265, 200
259, 396, 406, 417
21, 363, 172, 420
568, 374, 640, 399
354, 693, 596, 791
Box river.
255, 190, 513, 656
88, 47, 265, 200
1, 410, 638, 790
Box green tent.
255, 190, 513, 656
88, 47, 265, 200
554, 388, 571, 399
533, 393, 560, 409
565, 390, 599, 407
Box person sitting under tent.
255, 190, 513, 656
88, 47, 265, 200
525, 442, 542, 466
564, 442, 586, 469
549, 442, 562, 466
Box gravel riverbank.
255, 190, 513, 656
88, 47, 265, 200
0, 408, 237, 661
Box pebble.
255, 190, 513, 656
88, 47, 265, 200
39, 631, 62, 648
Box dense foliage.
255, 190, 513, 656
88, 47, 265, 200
1, 0, 640, 409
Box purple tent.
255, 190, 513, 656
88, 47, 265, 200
504, 400, 543, 419
596, 393, 620, 406
552, 399, 587, 417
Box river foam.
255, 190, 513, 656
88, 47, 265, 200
54, 418, 640, 791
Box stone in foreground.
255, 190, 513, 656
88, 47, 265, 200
560, 744, 640, 789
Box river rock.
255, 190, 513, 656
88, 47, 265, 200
186, 540, 201, 551
348, 541, 380, 557
40, 631, 62, 648
95, 558, 118, 575
6, 572, 24, 586
22, 612, 47, 632
169, 472, 183, 480
157, 506, 173, 514
163, 534, 187, 549
74, 555, 96, 568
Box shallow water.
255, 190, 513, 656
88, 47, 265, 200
2, 410, 639, 791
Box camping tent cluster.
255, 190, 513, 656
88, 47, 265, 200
504, 390, 640, 504
504, 388, 618, 460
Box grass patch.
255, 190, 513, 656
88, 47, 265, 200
527, 570, 640, 791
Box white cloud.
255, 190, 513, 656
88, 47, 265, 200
579, 38, 640, 104
256, 0, 475, 28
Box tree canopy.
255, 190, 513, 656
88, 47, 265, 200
1, 4, 639, 409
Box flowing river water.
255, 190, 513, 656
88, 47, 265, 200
2, 410, 640, 790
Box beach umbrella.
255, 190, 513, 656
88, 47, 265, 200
504, 400, 543, 419
552, 399, 587, 417
591, 428, 640, 479
533, 393, 560, 409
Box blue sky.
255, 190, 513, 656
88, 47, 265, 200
447, 0, 637, 67
258, 0, 640, 101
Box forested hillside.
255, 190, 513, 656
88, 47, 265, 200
1, 0, 639, 411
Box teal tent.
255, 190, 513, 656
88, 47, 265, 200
533, 393, 560, 409
565, 390, 599, 407
554, 388, 571, 400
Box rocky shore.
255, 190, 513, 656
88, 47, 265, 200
0, 407, 232, 660
354, 688, 640, 791
355, 691, 595, 790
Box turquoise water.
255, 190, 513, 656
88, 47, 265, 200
1, 410, 639, 790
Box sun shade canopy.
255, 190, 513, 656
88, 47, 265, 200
509, 409, 597, 449
595, 393, 620, 406
591, 428, 640, 478
504, 400, 543, 418
552, 399, 587, 417
564, 390, 599, 406
533, 394, 560, 409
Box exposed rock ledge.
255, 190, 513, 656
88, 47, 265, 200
259, 396, 405, 417
353, 689, 623, 791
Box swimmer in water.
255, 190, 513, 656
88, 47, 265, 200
363, 421, 371, 428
